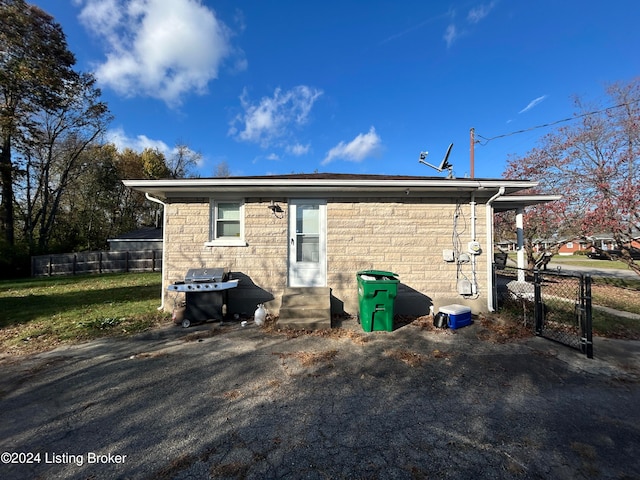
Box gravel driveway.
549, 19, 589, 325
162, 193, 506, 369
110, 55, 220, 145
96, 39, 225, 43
1, 318, 639, 479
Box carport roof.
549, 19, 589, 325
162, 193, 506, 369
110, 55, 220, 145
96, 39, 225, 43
123, 173, 545, 200
492, 194, 563, 212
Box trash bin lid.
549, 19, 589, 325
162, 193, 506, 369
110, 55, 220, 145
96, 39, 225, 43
357, 270, 398, 278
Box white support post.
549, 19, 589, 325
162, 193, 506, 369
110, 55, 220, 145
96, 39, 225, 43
516, 207, 525, 282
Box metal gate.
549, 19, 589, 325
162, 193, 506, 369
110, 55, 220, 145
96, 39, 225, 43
533, 270, 593, 358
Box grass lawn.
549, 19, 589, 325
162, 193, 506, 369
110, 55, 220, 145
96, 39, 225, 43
498, 274, 640, 339
549, 255, 632, 270
2, 271, 638, 357
0, 273, 169, 356
506, 252, 638, 271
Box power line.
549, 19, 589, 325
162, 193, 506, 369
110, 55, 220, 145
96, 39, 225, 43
475, 99, 640, 146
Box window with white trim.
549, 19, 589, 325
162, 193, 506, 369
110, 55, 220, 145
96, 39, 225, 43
207, 199, 246, 246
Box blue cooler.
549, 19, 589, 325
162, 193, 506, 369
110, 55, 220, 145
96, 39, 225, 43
439, 304, 472, 329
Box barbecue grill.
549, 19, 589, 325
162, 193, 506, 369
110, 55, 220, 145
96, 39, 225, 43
168, 268, 239, 328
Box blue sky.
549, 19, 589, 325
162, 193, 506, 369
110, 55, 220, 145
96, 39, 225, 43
31, 0, 640, 179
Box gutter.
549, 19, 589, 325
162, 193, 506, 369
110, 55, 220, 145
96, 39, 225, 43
145, 193, 167, 311
123, 178, 537, 197
485, 187, 505, 312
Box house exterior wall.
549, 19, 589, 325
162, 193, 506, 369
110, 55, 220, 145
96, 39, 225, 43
163, 198, 288, 316
558, 240, 587, 256
162, 196, 489, 317
326, 197, 487, 314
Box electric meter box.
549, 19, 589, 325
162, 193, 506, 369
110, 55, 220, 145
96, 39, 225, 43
438, 304, 472, 330
468, 241, 481, 255
442, 249, 455, 262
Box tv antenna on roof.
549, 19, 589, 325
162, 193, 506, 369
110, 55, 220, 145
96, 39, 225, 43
418, 143, 454, 178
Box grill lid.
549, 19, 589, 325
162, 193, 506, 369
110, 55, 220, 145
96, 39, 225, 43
184, 267, 228, 283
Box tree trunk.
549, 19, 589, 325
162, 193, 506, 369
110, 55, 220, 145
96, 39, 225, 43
0, 139, 15, 246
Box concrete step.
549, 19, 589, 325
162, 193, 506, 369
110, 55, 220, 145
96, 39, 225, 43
277, 287, 331, 330
282, 286, 330, 296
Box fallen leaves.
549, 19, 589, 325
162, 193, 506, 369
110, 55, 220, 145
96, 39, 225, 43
383, 348, 453, 367
477, 316, 533, 343
273, 349, 338, 367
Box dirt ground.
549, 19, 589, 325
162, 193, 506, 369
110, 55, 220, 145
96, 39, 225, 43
1, 316, 639, 479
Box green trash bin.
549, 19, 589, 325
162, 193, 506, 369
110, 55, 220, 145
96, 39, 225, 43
357, 270, 399, 332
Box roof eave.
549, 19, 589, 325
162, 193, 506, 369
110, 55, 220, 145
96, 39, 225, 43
122, 178, 539, 199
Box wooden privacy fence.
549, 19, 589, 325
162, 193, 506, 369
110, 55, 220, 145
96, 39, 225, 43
31, 250, 162, 277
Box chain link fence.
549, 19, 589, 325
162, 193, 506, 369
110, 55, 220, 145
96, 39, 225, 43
494, 266, 536, 326
534, 269, 592, 357
495, 265, 593, 358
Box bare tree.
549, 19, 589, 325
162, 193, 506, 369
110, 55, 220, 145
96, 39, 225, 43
167, 142, 201, 178
212, 160, 231, 177
0, 0, 79, 247
14, 73, 111, 253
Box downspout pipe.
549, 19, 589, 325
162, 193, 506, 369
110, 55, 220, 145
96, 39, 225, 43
485, 187, 505, 312
145, 192, 167, 311
470, 193, 478, 294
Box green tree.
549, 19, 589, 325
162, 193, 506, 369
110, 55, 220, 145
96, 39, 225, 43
112, 147, 163, 229
52, 144, 120, 251
141, 148, 170, 179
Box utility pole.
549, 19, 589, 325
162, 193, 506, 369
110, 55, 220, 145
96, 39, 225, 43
470, 127, 475, 178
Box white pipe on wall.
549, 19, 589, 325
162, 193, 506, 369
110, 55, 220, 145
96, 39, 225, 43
516, 207, 525, 282
470, 193, 476, 241
470, 193, 477, 294
485, 187, 505, 312
145, 193, 167, 311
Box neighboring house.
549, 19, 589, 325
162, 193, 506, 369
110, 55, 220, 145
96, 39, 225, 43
123, 173, 559, 322
496, 239, 517, 252
557, 237, 589, 255
587, 234, 640, 259
532, 238, 556, 253
107, 227, 163, 252
588, 235, 617, 251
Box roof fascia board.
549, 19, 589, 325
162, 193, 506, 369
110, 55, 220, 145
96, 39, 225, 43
123, 178, 538, 199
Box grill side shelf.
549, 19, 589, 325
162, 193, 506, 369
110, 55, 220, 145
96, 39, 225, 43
167, 279, 239, 292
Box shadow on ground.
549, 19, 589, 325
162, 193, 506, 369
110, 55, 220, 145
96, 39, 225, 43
0, 318, 639, 479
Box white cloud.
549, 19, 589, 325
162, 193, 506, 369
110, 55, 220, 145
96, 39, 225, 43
467, 1, 497, 24
321, 127, 382, 165
443, 24, 458, 48
286, 143, 310, 156
229, 86, 323, 147
107, 126, 171, 154
76, 0, 244, 106
444, 2, 497, 47
519, 95, 548, 114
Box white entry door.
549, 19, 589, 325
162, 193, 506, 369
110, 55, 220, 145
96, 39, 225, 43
288, 199, 326, 287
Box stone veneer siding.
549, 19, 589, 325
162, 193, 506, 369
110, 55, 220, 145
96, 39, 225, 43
326, 197, 487, 315
162, 196, 488, 317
